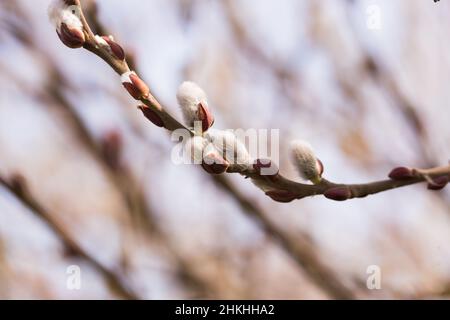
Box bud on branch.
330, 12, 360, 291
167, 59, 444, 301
290, 140, 324, 184
121, 71, 150, 100
177, 82, 214, 133
49, 0, 85, 48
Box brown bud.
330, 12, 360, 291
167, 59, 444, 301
197, 102, 214, 132
57, 23, 85, 49
122, 73, 149, 100
427, 176, 449, 191
388, 167, 414, 180
324, 187, 352, 201
202, 153, 229, 175
265, 190, 297, 203
138, 105, 165, 128
102, 36, 125, 60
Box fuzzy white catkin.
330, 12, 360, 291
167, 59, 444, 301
184, 136, 220, 164
205, 129, 252, 169
176, 81, 209, 127
184, 136, 206, 164
48, 0, 83, 32
290, 140, 320, 182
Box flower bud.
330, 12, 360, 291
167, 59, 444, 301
49, 1, 85, 49
103, 36, 125, 60
205, 129, 252, 171
121, 71, 149, 100
138, 105, 165, 128
198, 102, 215, 133
324, 187, 352, 201
184, 136, 208, 164
388, 167, 414, 180
265, 190, 297, 203
95, 35, 125, 60
290, 140, 323, 184
57, 22, 85, 48
202, 152, 230, 175
177, 81, 214, 132
427, 176, 449, 191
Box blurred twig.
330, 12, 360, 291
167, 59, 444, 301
0, 175, 138, 299
213, 175, 355, 299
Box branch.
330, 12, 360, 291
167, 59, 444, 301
50, 0, 450, 204
0, 174, 137, 299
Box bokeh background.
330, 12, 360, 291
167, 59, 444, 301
0, 0, 449, 299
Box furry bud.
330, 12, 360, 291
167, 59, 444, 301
205, 129, 252, 171
57, 23, 85, 48
184, 136, 209, 164
95, 35, 125, 60
184, 136, 229, 173
290, 140, 323, 184
176, 81, 214, 132
49, 1, 85, 48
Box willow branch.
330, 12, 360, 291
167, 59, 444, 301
57, 0, 449, 204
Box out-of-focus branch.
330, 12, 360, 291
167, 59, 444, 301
212, 175, 355, 299
0, 175, 137, 299
342, 1, 433, 167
